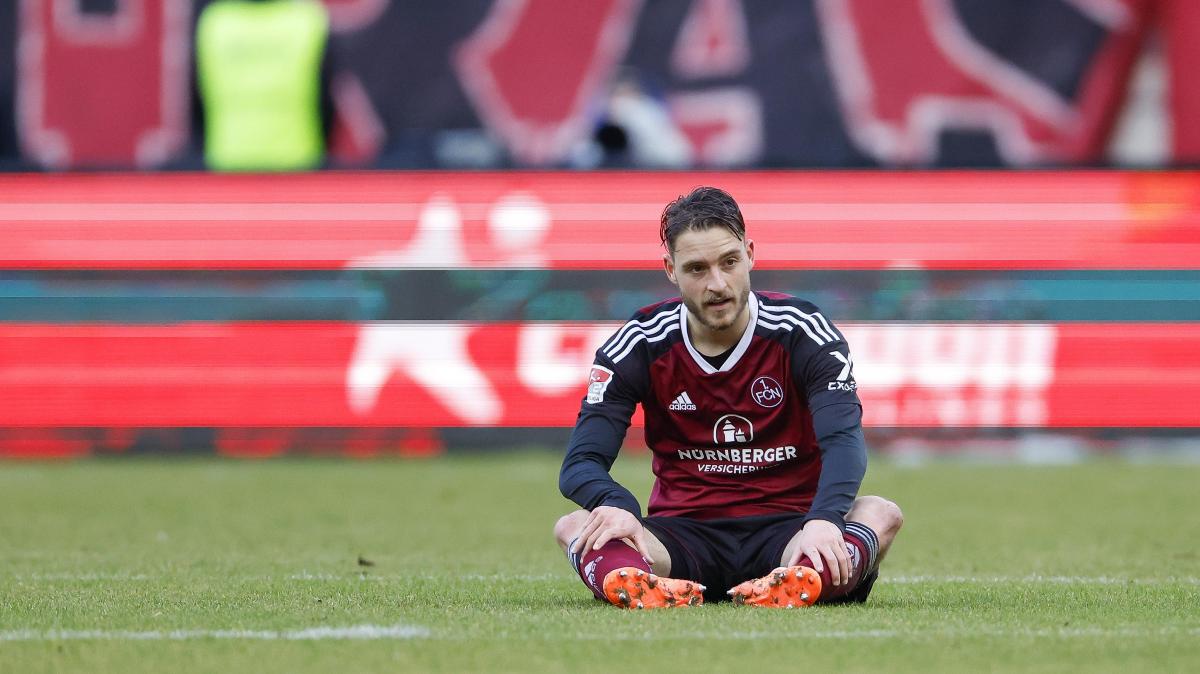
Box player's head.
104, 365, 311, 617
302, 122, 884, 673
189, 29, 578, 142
659, 186, 747, 253
660, 187, 755, 334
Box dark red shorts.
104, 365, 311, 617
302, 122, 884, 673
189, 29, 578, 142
640, 512, 879, 603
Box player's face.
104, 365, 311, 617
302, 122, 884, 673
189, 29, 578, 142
663, 227, 755, 335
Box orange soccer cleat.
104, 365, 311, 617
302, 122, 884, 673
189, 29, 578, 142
601, 567, 705, 609
727, 566, 822, 608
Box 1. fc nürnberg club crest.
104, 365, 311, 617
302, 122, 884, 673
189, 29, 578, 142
751, 376, 784, 408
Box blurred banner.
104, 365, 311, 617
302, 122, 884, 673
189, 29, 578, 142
2, 171, 1200, 269
2, 0, 1200, 169
2, 169, 1198, 457
1, 321, 1197, 429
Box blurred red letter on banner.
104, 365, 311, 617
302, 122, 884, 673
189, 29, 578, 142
17, 0, 191, 168
455, 0, 640, 165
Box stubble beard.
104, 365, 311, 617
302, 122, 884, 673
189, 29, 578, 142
687, 285, 750, 333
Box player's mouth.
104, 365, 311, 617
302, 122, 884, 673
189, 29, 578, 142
706, 297, 733, 311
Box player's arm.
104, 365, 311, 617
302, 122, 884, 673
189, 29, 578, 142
558, 352, 645, 516
788, 400, 866, 585
558, 350, 658, 560
787, 312, 867, 584
805, 401, 867, 530
559, 410, 652, 561
558, 407, 641, 515
792, 313, 867, 531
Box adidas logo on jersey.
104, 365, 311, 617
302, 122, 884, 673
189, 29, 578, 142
669, 391, 697, 411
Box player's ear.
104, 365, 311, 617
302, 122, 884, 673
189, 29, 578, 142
745, 238, 755, 269
662, 251, 677, 284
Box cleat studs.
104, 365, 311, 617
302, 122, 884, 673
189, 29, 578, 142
617, 589, 631, 606
800, 592, 809, 602
689, 595, 701, 606
698, 584, 706, 592
646, 575, 657, 589
636, 601, 644, 609
619, 570, 628, 578
635, 569, 644, 577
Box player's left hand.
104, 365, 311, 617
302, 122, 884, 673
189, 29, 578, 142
787, 519, 850, 586
571, 505, 655, 566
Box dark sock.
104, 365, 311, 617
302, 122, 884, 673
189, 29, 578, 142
569, 538, 652, 601
796, 522, 880, 602
795, 552, 860, 601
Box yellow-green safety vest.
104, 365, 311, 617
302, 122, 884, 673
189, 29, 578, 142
196, 0, 328, 171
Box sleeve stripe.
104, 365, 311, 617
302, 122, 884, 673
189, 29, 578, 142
757, 315, 826, 346
757, 310, 830, 346
811, 311, 842, 341
605, 312, 677, 361
601, 309, 676, 359
599, 312, 657, 356
599, 316, 648, 357
611, 323, 680, 364
758, 304, 839, 342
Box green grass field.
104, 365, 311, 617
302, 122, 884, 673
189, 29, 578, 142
1, 452, 1197, 673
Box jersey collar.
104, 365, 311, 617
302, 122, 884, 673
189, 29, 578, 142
680, 292, 759, 374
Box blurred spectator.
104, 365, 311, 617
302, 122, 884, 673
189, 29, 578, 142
573, 70, 693, 169
194, 0, 333, 171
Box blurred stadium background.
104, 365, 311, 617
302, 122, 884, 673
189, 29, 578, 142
2, 2, 1200, 670
0, 0, 1197, 461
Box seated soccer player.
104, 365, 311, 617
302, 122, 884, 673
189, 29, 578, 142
554, 187, 903, 608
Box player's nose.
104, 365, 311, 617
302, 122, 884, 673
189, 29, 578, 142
705, 268, 728, 292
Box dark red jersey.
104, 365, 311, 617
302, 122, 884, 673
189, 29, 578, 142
561, 291, 864, 522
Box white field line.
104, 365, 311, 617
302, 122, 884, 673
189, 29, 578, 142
8, 573, 154, 581
2, 625, 1198, 643
450, 573, 1200, 585
8, 573, 1198, 585
552, 626, 1200, 641
4, 572, 565, 582
887, 575, 1200, 585
0, 624, 429, 642
318, 572, 566, 582
287, 572, 561, 582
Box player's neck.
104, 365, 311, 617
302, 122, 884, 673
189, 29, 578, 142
686, 306, 750, 356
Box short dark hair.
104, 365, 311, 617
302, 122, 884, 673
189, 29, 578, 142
659, 186, 746, 252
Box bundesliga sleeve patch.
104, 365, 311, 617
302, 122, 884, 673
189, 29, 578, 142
586, 365, 615, 404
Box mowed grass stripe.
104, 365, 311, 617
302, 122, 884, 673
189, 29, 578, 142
0, 456, 1197, 673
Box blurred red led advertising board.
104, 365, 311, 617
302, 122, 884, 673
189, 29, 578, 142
1, 321, 1196, 428
2, 171, 1199, 269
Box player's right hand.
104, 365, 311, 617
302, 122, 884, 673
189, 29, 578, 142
572, 505, 655, 565
787, 518, 850, 586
